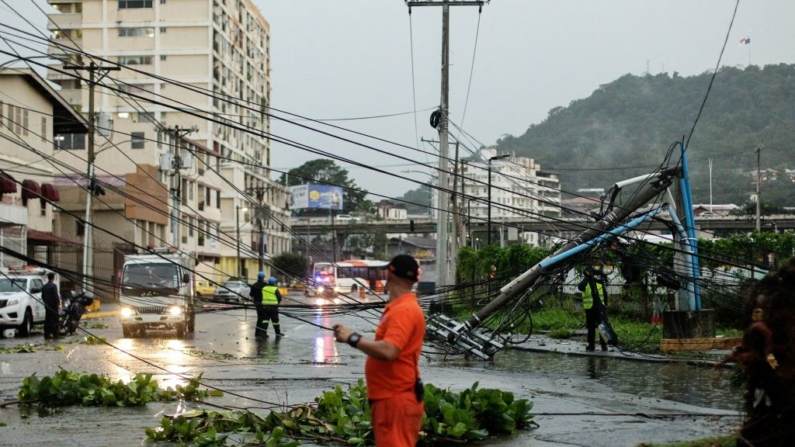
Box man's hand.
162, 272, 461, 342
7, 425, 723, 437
333, 324, 354, 343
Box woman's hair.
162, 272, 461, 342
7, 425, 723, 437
729, 258, 795, 446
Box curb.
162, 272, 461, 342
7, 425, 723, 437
82, 310, 119, 320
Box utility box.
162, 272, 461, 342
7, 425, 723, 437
662, 309, 716, 339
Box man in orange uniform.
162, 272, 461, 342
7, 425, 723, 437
333, 254, 426, 447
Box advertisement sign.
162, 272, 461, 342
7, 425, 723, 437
289, 185, 309, 209
289, 184, 344, 210
308, 184, 344, 210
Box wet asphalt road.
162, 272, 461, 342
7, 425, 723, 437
0, 292, 740, 446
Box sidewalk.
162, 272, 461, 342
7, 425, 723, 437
82, 301, 119, 320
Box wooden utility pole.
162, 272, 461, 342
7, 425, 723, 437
406, 0, 485, 290
63, 62, 119, 293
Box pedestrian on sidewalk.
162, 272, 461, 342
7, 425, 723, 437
42, 272, 60, 339
578, 266, 607, 352
333, 254, 426, 447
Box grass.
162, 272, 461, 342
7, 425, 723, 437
638, 435, 736, 447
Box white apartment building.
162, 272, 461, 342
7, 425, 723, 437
46, 0, 290, 282
463, 147, 561, 247
0, 68, 87, 268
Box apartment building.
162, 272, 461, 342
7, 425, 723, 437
463, 147, 562, 247
0, 68, 87, 267
46, 0, 290, 282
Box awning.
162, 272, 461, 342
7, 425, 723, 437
0, 172, 16, 194
21, 179, 41, 200
27, 229, 80, 245
41, 183, 60, 202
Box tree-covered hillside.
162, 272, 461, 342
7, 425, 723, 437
496, 64, 795, 207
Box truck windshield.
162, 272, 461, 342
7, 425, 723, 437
122, 263, 180, 289
0, 279, 26, 293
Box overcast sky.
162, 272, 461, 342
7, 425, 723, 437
3, 1, 794, 202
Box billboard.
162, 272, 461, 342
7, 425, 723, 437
289, 184, 344, 210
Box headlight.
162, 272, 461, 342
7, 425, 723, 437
6, 298, 19, 306
168, 306, 182, 316
315, 298, 325, 306
120, 307, 134, 317
317, 286, 325, 293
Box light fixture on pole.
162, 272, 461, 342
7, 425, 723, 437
236, 205, 248, 279
487, 154, 510, 246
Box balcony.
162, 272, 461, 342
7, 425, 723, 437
0, 203, 28, 228
48, 38, 83, 56
47, 13, 82, 30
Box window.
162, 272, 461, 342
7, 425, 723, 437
188, 216, 194, 237
76, 219, 85, 237
41, 117, 46, 142
160, 55, 167, 61
118, 55, 153, 66
0, 101, 3, 128
54, 133, 85, 150
118, 27, 154, 37
22, 110, 28, 136
188, 181, 193, 201
216, 191, 221, 209
131, 132, 145, 149
205, 186, 211, 206
160, 27, 167, 33
118, 0, 153, 9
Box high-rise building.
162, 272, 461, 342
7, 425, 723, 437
462, 147, 561, 247
47, 0, 290, 283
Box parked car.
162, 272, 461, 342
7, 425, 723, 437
195, 280, 216, 298
212, 279, 250, 303
336, 214, 353, 221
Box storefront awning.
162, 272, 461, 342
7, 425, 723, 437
41, 183, 60, 202
21, 179, 41, 200
0, 173, 17, 194
27, 229, 80, 245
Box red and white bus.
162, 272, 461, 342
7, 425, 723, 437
308, 260, 388, 297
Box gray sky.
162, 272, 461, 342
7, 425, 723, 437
3, 0, 794, 202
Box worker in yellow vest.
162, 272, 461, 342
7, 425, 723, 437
577, 266, 607, 351
261, 277, 285, 337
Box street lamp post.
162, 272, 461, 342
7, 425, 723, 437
487, 154, 510, 246
236, 205, 248, 279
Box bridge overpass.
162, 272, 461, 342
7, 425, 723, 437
289, 215, 795, 236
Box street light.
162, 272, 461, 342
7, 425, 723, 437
236, 205, 248, 279
487, 154, 510, 246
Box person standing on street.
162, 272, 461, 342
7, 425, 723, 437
249, 272, 268, 338
578, 266, 608, 352
42, 272, 60, 339
261, 277, 284, 337
333, 254, 426, 447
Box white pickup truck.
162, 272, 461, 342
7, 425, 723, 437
0, 268, 55, 336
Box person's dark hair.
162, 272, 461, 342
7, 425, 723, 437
47, 272, 55, 281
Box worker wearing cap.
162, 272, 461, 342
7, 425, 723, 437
333, 254, 425, 447
261, 276, 284, 337
249, 272, 268, 338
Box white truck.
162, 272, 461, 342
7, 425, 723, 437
119, 250, 196, 339
0, 267, 55, 336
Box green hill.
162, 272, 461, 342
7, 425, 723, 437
495, 64, 795, 207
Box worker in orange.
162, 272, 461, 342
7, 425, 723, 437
333, 254, 426, 447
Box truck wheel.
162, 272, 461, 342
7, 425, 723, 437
135, 327, 146, 338
122, 325, 132, 338
175, 324, 185, 339
19, 309, 33, 337
187, 310, 195, 332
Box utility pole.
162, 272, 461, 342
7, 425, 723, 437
407, 0, 485, 290
63, 62, 120, 293
246, 186, 270, 273
755, 146, 761, 232
163, 126, 194, 248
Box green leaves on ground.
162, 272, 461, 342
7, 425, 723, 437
18, 370, 216, 412
145, 379, 537, 446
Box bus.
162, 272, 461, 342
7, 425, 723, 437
308, 260, 388, 297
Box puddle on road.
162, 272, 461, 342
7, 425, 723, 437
445, 350, 743, 411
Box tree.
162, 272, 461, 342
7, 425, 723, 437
278, 159, 370, 214
270, 252, 309, 282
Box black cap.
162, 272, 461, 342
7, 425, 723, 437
386, 254, 419, 282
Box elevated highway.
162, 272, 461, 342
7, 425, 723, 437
289, 215, 795, 236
